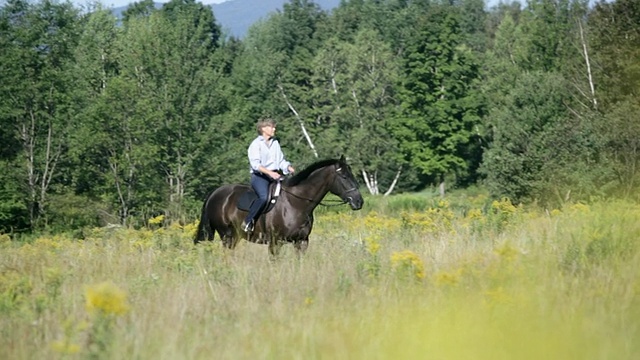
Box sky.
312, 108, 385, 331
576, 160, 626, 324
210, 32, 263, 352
73, 0, 228, 10
71, 0, 507, 10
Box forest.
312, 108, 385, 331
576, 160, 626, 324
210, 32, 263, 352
1, 0, 639, 233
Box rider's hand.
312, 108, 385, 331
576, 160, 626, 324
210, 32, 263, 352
287, 165, 295, 174
270, 171, 281, 180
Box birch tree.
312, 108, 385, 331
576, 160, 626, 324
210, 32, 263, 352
311, 29, 403, 195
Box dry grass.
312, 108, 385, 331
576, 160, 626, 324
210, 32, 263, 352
1, 199, 639, 359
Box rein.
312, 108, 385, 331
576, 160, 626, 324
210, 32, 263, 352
281, 187, 357, 207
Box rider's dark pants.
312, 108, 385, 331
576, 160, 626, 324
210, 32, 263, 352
245, 173, 271, 224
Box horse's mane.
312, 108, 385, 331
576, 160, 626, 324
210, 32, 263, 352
285, 159, 341, 187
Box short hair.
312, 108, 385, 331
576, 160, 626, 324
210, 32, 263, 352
256, 118, 276, 135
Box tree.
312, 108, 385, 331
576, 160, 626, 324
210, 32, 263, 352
151, 1, 225, 219
393, 4, 484, 195
589, 0, 640, 106
122, 0, 157, 23
87, 76, 162, 225
588, 0, 640, 195
232, 1, 329, 163
311, 28, 403, 195
0, 0, 81, 228
69, 11, 164, 226
481, 72, 588, 203
477, 0, 611, 205
602, 101, 640, 197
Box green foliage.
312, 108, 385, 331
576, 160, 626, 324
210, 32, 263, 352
44, 193, 105, 231
481, 71, 600, 204
478, 0, 614, 205
0, 271, 33, 315
560, 202, 640, 272
513, 0, 576, 72
589, 0, 640, 106
0, 161, 29, 233
587, 0, 640, 199
0, 0, 637, 231
309, 27, 404, 194
0, 0, 83, 229
393, 4, 484, 187
600, 100, 640, 198
122, 0, 156, 22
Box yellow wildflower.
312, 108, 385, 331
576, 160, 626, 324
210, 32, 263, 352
51, 340, 81, 354
435, 269, 462, 286
391, 250, 426, 280
466, 208, 483, 220
0, 233, 11, 247
304, 297, 314, 306
85, 282, 129, 316
495, 243, 519, 262
438, 199, 450, 209
148, 214, 165, 225
491, 198, 517, 215
484, 287, 513, 306
183, 221, 199, 238
363, 235, 382, 255
567, 203, 590, 214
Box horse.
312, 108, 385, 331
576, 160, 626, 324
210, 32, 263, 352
193, 155, 364, 255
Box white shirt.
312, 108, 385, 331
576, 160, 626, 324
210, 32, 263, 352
247, 136, 291, 174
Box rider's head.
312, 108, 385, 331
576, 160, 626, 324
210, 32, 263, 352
256, 118, 276, 135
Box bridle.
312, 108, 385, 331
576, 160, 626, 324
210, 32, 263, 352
339, 187, 360, 206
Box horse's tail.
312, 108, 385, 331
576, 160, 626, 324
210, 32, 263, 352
194, 190, 215, 244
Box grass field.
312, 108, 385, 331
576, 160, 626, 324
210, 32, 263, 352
1, 196, 639, 359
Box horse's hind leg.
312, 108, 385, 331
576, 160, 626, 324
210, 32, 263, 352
221, 229, 240, 250
206, 224, 216, 241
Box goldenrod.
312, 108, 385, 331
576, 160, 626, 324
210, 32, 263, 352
85, 282, 129, 316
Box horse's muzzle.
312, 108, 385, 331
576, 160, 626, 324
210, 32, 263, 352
347, 196, 364, 210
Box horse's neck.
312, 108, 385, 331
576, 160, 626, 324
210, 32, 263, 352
288, 168, 332, 206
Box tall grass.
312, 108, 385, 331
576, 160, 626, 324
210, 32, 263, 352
1, 199, 639, 359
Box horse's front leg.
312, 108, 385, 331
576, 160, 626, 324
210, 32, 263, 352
294, 239, 309, 255
268, 234, 283, 258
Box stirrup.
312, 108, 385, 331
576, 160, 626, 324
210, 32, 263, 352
242, 220, 254, 233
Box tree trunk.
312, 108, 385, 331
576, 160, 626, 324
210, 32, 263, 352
19, 108, 62, 228
362, 169, 377, 195
20, 113, 38, 226
577, 19, 597, 111
383, 168, 402, 196
278, 83, 318, 158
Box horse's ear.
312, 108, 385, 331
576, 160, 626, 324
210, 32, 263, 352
339, 154, 346, 163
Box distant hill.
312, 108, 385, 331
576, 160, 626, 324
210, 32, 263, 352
111, 0, 342, 39
209, 0, 341, 38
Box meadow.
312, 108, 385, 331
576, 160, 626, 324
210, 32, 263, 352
1, 194, 639, 359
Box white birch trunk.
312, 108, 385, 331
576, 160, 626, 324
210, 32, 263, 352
278, 84, 318, 158
578, 19, 597, 110
383, 168, 402, 196
362, 169, 375, 194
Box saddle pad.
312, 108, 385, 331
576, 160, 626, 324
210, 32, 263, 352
236, 182, 281, 212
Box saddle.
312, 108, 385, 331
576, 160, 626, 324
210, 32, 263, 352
236, 180, 283, 214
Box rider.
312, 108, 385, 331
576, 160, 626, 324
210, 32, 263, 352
242, 118, 295, 232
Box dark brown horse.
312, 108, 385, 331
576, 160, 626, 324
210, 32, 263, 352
194, 156, 364, 255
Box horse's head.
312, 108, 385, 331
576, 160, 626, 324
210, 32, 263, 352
330, 155, 364, 210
